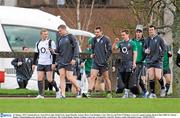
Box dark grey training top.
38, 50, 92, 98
144, 35, 165, 64
56, 34, 79, 65
92, 35, 112, 66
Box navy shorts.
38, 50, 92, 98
147, 62, 163, 69
163, 68, 171, 75
92, 61, 109, 74
119, 61, 132, 72
57, 63, 74, 71
37, 64, 52, 72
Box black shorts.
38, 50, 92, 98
147, 62, 163, 69
37, 64, 52, 72
92, 61, 108, 74
57, 63, 74, 71
163, 68, 171, 75
119, 61, 132, 72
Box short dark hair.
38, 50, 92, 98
58, 24, 66, 29
149, 25, 156, 29
95, 26, 102, 31
121, 29, 129, 34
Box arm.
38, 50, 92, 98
70, 34, 79, 60
106, 37, 112, 60
133, 51, 137, 68
159, 37, 166, 57
11, 58, 19, 67
132, 41, 137, 68
91, 37, 96, 58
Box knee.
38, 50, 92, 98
90, 74, 97, 80
155, 75, 161, 80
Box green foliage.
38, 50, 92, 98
172, 8, 180, 97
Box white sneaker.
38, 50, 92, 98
149, 93, 157, 98
160, 89, 166, 97
56, 91, 62, 98
129, 92, 136, 98
35, 95, 44, 99
76, 89, 82, 98
122, 92, 128, 98
143, 91, 149, 98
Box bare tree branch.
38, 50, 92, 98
148, 0, 162, 17
76, 0, 81, 30
85, 0, 95, 31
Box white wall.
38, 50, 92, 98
4, 0, 17, 6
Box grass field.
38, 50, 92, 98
0, 98, 180, 113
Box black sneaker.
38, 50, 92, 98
82, 93, 88, 98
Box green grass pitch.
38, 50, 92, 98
0, 98, 179, 113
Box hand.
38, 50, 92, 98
112, 67, 116, 72
168, 51, 172, 57
32, 65, 36, 72
114, 38, 119, 43
70, 59, 76, 65
80, 62, 85, 67
132, 63, 136, 69
49, 48, 55, 54
90, 54, 95, 58
17, 62, 22, 66
145, 48, 150, 54
51, 64, 56, 71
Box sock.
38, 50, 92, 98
38, 80, 44, 96
149, 80, 155, 94
159, 77, 165, 89
165, 83, 170, 93
50, 80, 59, 92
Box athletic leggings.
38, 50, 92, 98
120, 72, 131, 89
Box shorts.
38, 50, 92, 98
147, 61, 163, 69
119, 61, 132, 72
92, 61, 108, 74
57, 63, 74, 71
163, 68, 171, 75
37, 64, 52, 72
85, 71, 91, 78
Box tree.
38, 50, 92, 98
129, 0, 179, 95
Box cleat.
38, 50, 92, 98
56, 91, 62, 98
82, 93, 88, 98
122, 93, 128, 98
143, 91, 149, 98
76, 89, 82, 98
149, 93, 157, 98
160, 89, 166, 97
106, 93, 112, 98
35, 95, 44, 99
129, 92, 136, 98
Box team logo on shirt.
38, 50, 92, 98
122, 47, 128, 54
40, 47, 46, 53
155, 39, 157, 42
100, 40, 103, 43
